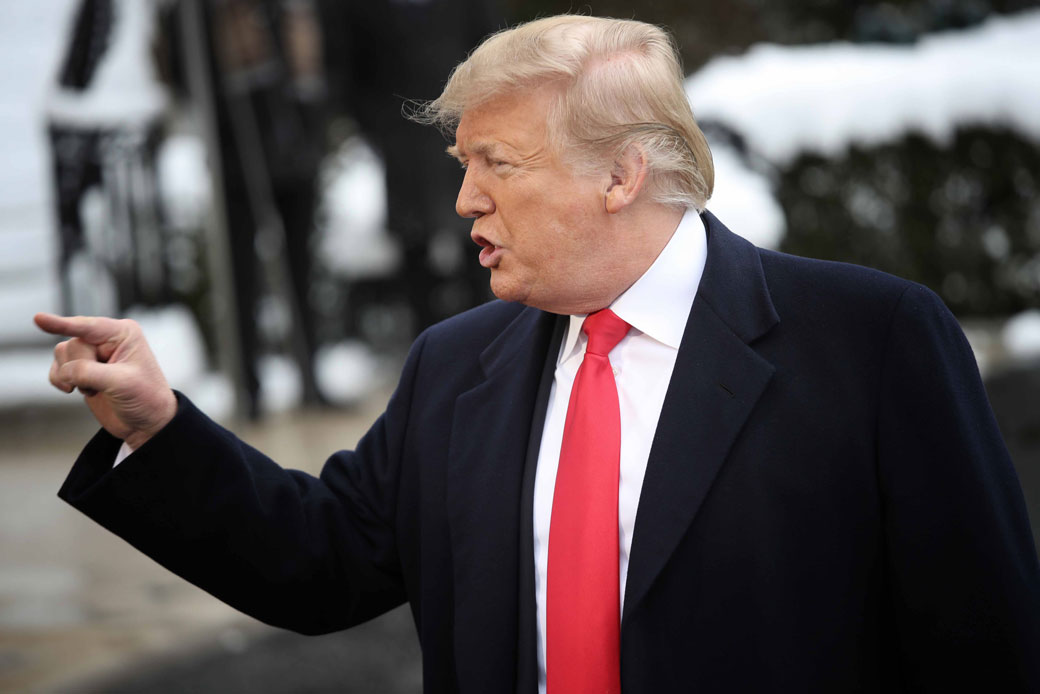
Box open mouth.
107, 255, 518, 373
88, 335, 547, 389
473, 233, 503, 268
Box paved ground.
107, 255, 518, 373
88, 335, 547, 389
1, 365, 1037, 693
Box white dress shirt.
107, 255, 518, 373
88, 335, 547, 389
114, 441, 133, 466
532, 208, 707, 692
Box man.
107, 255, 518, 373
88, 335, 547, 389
37, 15, 1040, 693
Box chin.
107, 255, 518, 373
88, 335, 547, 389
489, 272, 566, 312
489, 274, 526, 305
492, 283, 564, 313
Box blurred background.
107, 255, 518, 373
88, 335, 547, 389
1, 0, 1038, 691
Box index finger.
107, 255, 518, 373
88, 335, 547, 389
34, 313, 125, 345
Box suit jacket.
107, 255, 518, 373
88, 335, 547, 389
59, 212, 1040, 692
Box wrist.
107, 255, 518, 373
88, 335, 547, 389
124, 390, 177, 450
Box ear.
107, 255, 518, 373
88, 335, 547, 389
604, 144, 649, 214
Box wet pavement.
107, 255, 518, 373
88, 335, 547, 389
1, 367, 1038, 693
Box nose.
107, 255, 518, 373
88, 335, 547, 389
455, 167, 494, 219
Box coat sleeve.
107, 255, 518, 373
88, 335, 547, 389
57, 333, 432, 636
876, 283, 1040, 689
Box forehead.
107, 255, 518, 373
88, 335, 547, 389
452, 88, 556, 156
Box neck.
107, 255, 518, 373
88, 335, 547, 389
584, 204, 687, 314
536, 205, 687, 316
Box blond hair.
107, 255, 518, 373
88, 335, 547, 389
417, 15, 714, 209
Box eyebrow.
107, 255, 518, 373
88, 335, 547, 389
446, 141, 503, 162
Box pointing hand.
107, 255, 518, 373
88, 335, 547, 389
34, 313, 177, 449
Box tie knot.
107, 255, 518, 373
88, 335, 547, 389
582, 309, 630, 356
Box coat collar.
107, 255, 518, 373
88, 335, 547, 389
622, 210, 779, 624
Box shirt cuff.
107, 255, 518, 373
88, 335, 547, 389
113, 441, 135, 468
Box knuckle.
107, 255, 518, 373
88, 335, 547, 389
64, 359, 90, 383
59, 360, 78, 381
50, 365, 71, 392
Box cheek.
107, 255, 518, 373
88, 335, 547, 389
505, 186, 597, 264
545, 208, 593, 255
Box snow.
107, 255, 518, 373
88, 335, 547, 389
704, 144, 785, 249
315, 340, 382, 404
258, 342, 384, 413
1003, 310, 1040, 360
0, 0, 76, 210
44, 0, 168, 128
319, 137, 401, 279
0, 0, 76, 341
687, 10, 1040, 166
258, 355, 303, 415
251, 342, 384, 415
156, 134, 212, 229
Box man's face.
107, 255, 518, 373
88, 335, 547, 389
451, 87, 616, 314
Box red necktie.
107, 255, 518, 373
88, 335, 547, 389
547, 309, 630, 694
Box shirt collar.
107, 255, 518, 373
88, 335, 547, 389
559, 207, 708, 363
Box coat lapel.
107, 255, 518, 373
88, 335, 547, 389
447, 305, 559, 693
623, 211, 780, 624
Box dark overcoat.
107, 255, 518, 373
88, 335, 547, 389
60, 212, 1040, 692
